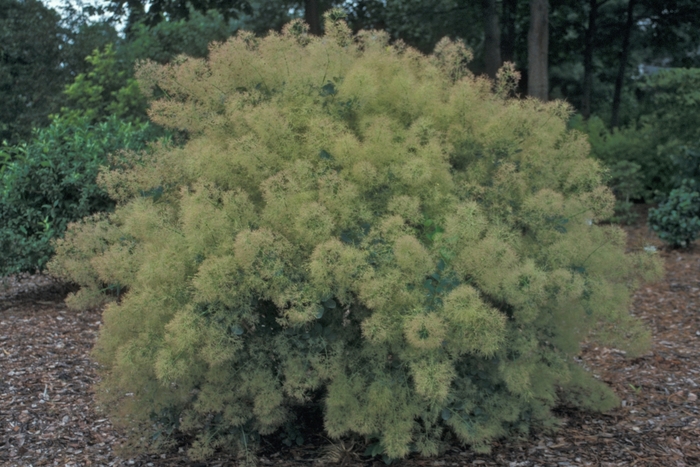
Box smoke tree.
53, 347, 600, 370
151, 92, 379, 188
49, 12, 662, 461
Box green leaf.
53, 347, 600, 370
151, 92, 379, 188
441, 408, 452, 420
364, 442, 384, 457
321, 82, 337, 96
324, 299, 336, 309
315, 306, 325, 319
140, 185, 164, 201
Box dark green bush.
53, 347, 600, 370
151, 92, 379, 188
122, 8, 240, 65
570, 69, 700, 205
61, 44, 149, 125
648, 179, 700, 248
639, 68, 700, 191
603, 160, 644, 224
59, 9, 242, 127
49, 14, 663, 462
0, 115, 155, 276
568, 115, 664, 200
638, 68, 700, 149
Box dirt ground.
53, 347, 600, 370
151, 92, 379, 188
1, 208, 698, 466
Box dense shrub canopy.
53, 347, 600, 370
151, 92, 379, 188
49, 14, 663, 461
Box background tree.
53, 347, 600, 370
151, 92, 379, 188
500, 0, 518, 63
0, 0, 68, 143
482, 0, 502, 79
610, 0, 636, 129
305, 0, 321, 34
105, 0, 252, 32
527, 0, 548, 100
345, 1, 483, 55
581, 0, 608, 119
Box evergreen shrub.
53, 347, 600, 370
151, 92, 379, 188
48, 13, 663, 461
569, 69, 700, 205
61, 44, 149, 125
648, 179, 700, 248
567, 115, 662, 200
639, 68, 700, 191
0, 115, 155, 276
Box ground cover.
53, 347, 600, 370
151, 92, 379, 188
1, 206, 698, 467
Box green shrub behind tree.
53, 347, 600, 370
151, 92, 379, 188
49, 14, 663, 461
569, 68, 700, 207
0, 0, 69, 143
648, 179, 700, 248
0, 115, 156, 276
122, 8, 241, 65
568, 115, 663, 201
61, 44, 149, 125
638, 68, 700, 190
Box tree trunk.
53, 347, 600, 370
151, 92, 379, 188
528, 0, 549, 101
611, 0, 636, 129
305, 0, 321, 36
582, 0, 600, 119
483, 0, 502, 79
501, 0, 517, 63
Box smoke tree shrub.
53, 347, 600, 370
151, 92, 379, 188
48, 13, 663, 461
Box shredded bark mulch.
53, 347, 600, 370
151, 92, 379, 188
1, 211, 699, 466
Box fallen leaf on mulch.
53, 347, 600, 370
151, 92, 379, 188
1, 208, 698, 466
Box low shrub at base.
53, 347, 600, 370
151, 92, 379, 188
648, 179, 700, 248
48, 13, 663, 462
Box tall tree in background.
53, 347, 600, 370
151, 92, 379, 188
611, 0, 636, 129
483, 0, 502, 79
305, 0, 321, 34
344, 0, 484, 54
528, 0, 548, 100
106, 0, 252, 32
0, 0, 68, 143
581, 0, 608, 119
501, 0, 518, 63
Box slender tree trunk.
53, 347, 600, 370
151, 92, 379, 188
611, 0, 636, 129
305, 0, 321, 35
501, 0, 517, 63
528, 0, 549, 101
483, 0, 502, 79
582, 0, 600, 119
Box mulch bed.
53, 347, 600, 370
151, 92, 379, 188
1, 208, 699, 466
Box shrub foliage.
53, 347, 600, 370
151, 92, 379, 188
648, 179, 700, 248
0, 115, 154, 276
569, 68, 700, 206
49, 14, 663, 461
